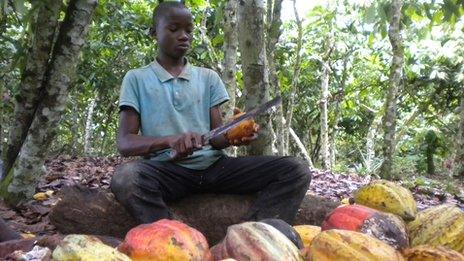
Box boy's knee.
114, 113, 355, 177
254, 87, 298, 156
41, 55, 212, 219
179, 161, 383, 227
111, 161, 139, 196
281, 157, 312, 184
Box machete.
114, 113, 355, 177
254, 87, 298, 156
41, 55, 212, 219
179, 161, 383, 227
170, 96, 282, 159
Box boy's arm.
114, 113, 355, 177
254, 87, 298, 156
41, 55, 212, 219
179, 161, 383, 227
117, 107, 202, 157
117, 108, 172, 156
209, 105, 230, 150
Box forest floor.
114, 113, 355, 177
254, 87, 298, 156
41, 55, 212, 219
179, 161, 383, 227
0, 156, 463, 238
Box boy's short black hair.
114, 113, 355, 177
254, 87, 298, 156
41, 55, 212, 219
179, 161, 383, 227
150, 0, 188, 35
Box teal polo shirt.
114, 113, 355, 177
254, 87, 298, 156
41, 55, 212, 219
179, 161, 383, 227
119, 59, 229, 170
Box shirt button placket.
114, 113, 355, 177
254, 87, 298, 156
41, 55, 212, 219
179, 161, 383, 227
173, 79, 179, 108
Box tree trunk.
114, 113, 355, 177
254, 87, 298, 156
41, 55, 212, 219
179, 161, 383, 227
238, 0, 274, 155
425, 130, 437, 176
70, 97, 79, 156
100, 100, 117, 155
329, 57, 350, 167
0, 79, 5, 177
221, 0, 239, 156
453, 95, 464, 177
4, 0, 62, 176
0, 0, 97, 205
396, 88, 441, 142
266, 0, 284, 156
84, 94, 97, 155
380, 0, 404, 180
284, 0, 304, 156
320, 62, 331, 170
365, 115, 381, 173
395, 107, 419, 142
199, 10, 220, 73
289, 128, 314, 168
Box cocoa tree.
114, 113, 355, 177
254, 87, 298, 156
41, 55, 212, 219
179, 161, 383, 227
4, 0, 63, 175
238, 0, 274, 155
221, 0, 239, 124
380, 0, 404, 179
319, 56, 332, 170
0, 0, 97, 205
284, 0, 303, 156
84, 94, 98, 155
266, 0, 284, 155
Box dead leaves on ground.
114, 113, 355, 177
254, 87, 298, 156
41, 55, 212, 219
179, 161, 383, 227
0, 156, 462, 237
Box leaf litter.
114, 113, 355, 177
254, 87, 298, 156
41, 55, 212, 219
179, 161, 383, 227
0, 156, 462, 237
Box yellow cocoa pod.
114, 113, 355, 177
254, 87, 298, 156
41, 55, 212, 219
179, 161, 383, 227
293, 225, 321, 249
354, 180, 417, 221
402, 245, 464, 261
309, 229, 404, 261
408, 204, 464, 253
52, 234, 130, 261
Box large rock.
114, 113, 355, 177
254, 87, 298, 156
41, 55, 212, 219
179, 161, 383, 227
0, 218, 21, 242
49, 185, 338, 244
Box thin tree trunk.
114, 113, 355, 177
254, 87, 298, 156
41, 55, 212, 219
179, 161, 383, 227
454, 95, 464, 177
84, 94, 97, 155
329, 55, 350, 167
320, 62, 331, 170
330, 115, 338, 167
380, 0, 404, 179
70, 97, 79, 156
4, 0, 62, 175
307, 129, 314, 162
313, 127, 321, 160
221, 0, 239, 156
266, 0, 284, 155
396, 88, 440, 142
199, 10, 220, 72
0, 86, 4, 177
284, 0, 303, 156
365, 115, 381, 172
423, 130, 437, 176
238, 0, 273, 155
289, 127, 314, 168
0, 0, 97, 205
100, 102, 116, 155
221, 0, 238, 122
395, 107, 419, 142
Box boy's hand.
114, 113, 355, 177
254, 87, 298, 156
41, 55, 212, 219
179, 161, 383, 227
168, 132, 203, 159
226, 108, 259, 146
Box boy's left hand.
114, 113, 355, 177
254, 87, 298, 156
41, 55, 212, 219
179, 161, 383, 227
229, 132, 259, 146
226, 108, 259, 146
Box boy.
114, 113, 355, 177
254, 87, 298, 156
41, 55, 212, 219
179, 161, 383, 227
111, 0, 311, 225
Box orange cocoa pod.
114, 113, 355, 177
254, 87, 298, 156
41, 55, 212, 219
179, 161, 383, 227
226, 112, 258, 142
322, 204, 409, 250
118, 219, 212, 261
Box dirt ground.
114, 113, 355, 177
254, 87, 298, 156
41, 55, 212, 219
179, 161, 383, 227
1, 156, 463, 237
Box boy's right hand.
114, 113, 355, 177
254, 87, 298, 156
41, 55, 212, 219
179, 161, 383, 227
168, 132, 203, 159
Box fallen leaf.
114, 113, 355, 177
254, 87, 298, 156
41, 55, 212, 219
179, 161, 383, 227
33, 193, 48, 201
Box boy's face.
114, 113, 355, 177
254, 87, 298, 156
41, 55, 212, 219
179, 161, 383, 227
155, 7, 193, 59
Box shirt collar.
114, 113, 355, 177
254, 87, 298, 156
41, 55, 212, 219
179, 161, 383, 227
150, 58, 191, 82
